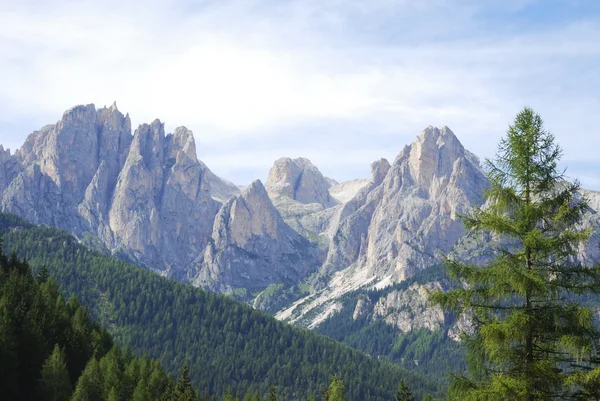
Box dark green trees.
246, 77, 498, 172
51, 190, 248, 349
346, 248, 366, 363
395, 380, 414, 401
174, 363, 197, 401
432, 107, 600, 400
39, 345, 72, 401
0, 246, 193, 401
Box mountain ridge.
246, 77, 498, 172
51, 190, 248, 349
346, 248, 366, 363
2, 103, 599, 333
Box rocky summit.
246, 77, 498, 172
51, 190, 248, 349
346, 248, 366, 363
2, 103, 599, 331
1, 103, 239, 278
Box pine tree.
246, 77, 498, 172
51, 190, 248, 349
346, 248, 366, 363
39, 344, 72, 401
267, 386, 277, 401
37, 264, 50, 284
395, 380, 414, 401
325, 375, 347, 401
174, 363, 196, 401
71, 358, 104, 401
431, 107, 600, 400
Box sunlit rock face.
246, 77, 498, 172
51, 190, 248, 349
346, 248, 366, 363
325, 126, 488, 282
1, 103, 239, 278
3, 104, 599, 329
266, 157, 337, 208
193, 179, 322, 294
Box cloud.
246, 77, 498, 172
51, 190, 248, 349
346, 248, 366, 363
0, 0, 599, 188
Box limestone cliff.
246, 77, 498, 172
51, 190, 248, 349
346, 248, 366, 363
266, 157, 336, 208
193, 180, 322, 294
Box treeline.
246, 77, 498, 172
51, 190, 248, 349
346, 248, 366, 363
0, 244, 198, 401
0, 213, 441, 400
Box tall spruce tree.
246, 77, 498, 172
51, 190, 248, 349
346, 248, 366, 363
325, 375, 347, 401
396, 380, 414, 401
431, 107, 600, 400
174, 363, 196, 401
39, 344, 72, 401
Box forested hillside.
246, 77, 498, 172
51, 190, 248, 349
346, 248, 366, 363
316, 266, 465, 382
0, 242, 199, 401
0, 213, 440, 400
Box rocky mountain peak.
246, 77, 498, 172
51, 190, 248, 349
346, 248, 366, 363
0, 145, 10, 161
197, 178, 320, 293
96, 102, 131, 135
128, 119, 166, 172
266, 157, 336, 208
169, 126, 197, 162
214, 179, 283, 248
371, 158, 391, 185
406, 125, 465, 187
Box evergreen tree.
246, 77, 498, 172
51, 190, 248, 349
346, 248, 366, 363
37, 264, 50, 284
71, 358, 104, 401
174, 363, 196, 401
431, 107, 600, 400
325, 375, 347, 401
267, 386, 277, 401
39, 344, 72, 401
395, 380, 414, 401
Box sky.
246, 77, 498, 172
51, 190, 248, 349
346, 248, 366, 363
1, 0, 599, 189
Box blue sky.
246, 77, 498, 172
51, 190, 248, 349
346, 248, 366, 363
1, 0, 599, 189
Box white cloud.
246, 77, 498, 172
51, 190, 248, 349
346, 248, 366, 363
0, 0, 599, 188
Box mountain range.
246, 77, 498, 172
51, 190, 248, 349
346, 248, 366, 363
2, 102, 599, 338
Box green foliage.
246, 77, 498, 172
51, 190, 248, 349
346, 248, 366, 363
316, 266, 463, 394
174, 363, 197, 401
431, 107, 600, 400
325, 375, 347, 401
0, 212, 436, 400
39, 344, 72, 401
395, 380, 414, 401
0, 245, 184, 401
267, 386, 277, 401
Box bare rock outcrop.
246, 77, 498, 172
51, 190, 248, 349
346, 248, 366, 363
373, 282, 446, 333
266, 157, 336, 208
1, 103, 238, 279
194, 180, 321, 294
327, 126, 488, 282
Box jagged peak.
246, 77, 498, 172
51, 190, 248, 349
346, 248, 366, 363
370, 158, 391, 184
63, 103, 95, 114
266, 156, 335, 207
133, 119, 164, 138
170, 126, 197, 161
415, 125, 461, 149
60, 104, 96, 124
243, 179, 268, 198
271, 156, 318, 170
128, 120, 166, 168
0, 144, 10, 161
401, 125, 468, 186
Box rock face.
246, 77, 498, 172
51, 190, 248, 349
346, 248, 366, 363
0, 146, 21, 201
107, 123, 225, 273
324, 127, 487, 282
277, 127, 493, 326
1, 103, 240, 278
3, 106, 599, 333
352, 296, 373, 321
266, 157, 336, 207
193, 180, 322, 293
372, 282, 446, 333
